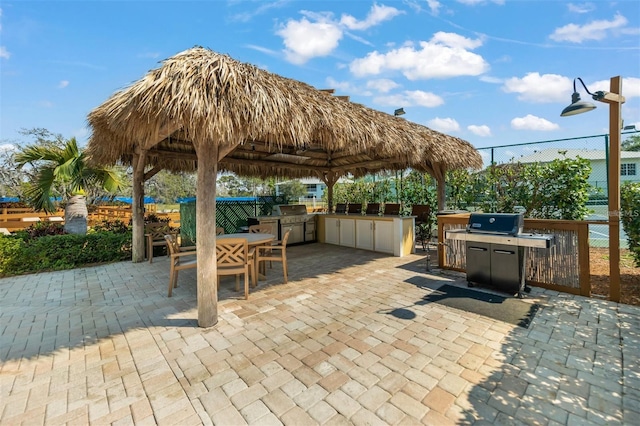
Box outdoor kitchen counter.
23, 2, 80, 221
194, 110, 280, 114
317, 214, 415, 257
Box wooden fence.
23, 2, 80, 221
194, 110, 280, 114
437, 213, 591, 297
0, 205, 179, 232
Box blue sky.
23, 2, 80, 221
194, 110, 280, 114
1, 0, 639, 156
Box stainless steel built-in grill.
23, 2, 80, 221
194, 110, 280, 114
446, 213, 555, 297
249, 204, 316, 245
273, 204, 308, 245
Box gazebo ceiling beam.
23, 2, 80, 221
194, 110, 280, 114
330, 158, 404, 171
221, 156, 332, 172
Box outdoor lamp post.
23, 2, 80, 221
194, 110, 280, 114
561, 76, 625, 302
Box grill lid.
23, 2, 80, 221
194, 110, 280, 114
273, 204, 308, 216
466, 213, 524, 235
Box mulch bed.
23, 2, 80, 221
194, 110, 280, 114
590, 247, 640, 306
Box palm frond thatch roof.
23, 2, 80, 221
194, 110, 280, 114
86, 46, 482, 178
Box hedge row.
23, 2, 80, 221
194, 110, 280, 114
621, 182, 640, 267
0, 231, 132, 277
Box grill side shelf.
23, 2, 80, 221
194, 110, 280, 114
445, 229, 554, 249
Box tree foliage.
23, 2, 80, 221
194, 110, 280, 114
14, 132, 123, 212
326, 172, 437, 214
217, 174, 274, 197
621, 182, 640, 266
446, 157, 593, 220
146, 170, 197, 203
277, 180, 307, 201
622, 134, 640, 152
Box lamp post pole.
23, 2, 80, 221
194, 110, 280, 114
561, 75, 625, 302
604, 76, 623, 302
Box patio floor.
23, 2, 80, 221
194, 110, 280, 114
1, 242, 639, 425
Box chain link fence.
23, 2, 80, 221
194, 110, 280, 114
472, 130, 640, 248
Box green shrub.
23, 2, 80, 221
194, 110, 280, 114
13, 221, 66, 240
0, 230, 132, 277
621, 182, 640, 267
92, 219, 130, 234
447, 156, 593, 220
0, 236, 26, 274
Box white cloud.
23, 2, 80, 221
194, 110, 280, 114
277, 17, 343, 64
340, 4, 402, 30
430, 31, 483, 49
349, 32, 488, 80
277, 4, 403, 65
366, 78, 400, 93
426, 0, 441, 15
549, 13, 628, 43
0, 143, 17, 152
246, 44, 279, 56
511, 114, 559, 131
374, 90, 444, 108
427, 117, 460, 132
405, 90, 444, 107
38, 100, 54, 108
479, 76, 503, 84
567, 3, 595, 14
58, 80, 69, 89
502, 73, 572, 103
0, 46, 9, 59
468, 124, 492, 136
325, 77, 360, 94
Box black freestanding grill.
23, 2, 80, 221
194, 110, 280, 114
446, 213, 555, 298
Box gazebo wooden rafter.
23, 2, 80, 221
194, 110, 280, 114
86, 46, 482, 327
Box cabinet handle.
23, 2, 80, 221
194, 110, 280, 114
494, 249, 514, 255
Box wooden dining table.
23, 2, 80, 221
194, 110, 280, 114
217, 233, 275, 281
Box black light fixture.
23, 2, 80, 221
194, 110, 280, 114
394, 108, 405, 117
560, 77, 606, 117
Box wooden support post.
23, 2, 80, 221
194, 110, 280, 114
433, 166, 446, 212
606, 76, 623, 303
321, 172, 337, 212
194, 142, 219, 327
131, 148, 147, 263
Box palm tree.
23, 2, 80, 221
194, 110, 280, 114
15, 137, 123, 235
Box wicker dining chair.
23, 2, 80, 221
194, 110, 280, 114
248, 224, 274, 236
257, 229, 291, 284
146, 222, 172, 264
164, 234, 196, 297
216, 238, 256, 300
249, 223, 278, 272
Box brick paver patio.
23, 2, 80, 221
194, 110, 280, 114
1, 243, 639, 425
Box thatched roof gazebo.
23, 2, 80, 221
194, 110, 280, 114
86, 46, 481, 327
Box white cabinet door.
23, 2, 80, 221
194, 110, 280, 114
356, 220, 374, 251
339, 219, 356, 248
325, 218, 340, 245
374, 221, 394, 254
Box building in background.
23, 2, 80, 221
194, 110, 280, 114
275, 177, 352, 200
517, 148, 640, 192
